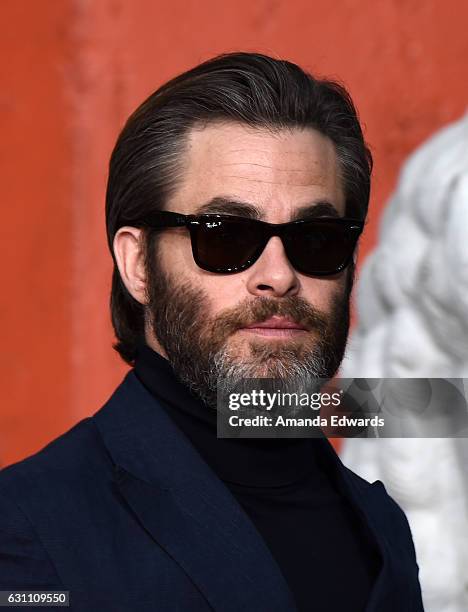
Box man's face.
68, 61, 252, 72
144, 122, 352, 403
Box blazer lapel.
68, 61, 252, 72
316, 438, 421, 611
93, 371, 296, 612
358, 480, 423, 611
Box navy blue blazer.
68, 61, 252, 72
0, 371, 424, 611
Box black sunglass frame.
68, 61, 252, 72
135, 211, 364, 276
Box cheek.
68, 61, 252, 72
200, 275, 251, 312
157, 232, 195, 274
157, 233, 250, 310
300, 274, 347, 312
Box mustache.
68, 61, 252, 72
210, 295, 329, 338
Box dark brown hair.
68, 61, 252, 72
105, 52, 372, 364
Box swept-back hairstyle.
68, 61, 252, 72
105, 52, 372, 365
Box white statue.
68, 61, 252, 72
341, 113, 468, 612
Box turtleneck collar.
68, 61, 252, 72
133, 343, 319, 487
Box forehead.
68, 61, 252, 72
168, 121, 345, 220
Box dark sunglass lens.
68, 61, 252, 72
192, 218, 262, 272
285, 222, 360, 275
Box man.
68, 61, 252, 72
0, 53, 423, 611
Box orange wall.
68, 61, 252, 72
1, 0, 467, 466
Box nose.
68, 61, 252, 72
245, 236, 300, 298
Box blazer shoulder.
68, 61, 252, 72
0, 416, 110, 501
0, 414, 116, 589
0, 487, 64, 589
344, 464, 407, 515
342, 464, 374, 491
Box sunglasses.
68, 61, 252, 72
138, 211, 364, 276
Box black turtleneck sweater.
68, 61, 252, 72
134, 344, 381, 612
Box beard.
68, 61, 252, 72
146, 257, 353, 407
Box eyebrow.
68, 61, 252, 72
193, 197, 341, 220
194, 197, 261, 219
291, 202, 340, 220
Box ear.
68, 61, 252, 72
113, 227, 148, 305
352, 241, 360, 265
